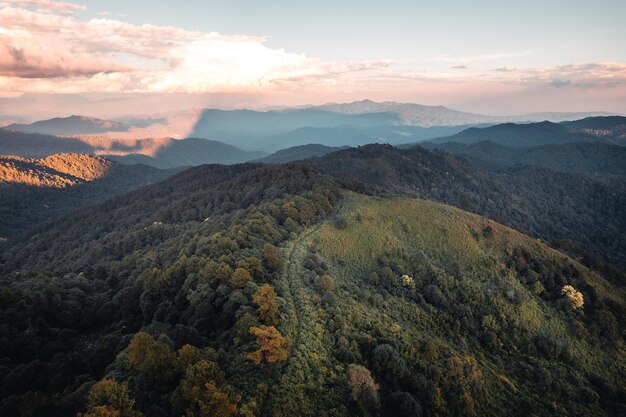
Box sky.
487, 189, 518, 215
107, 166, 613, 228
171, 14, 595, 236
1, 0, 625, 117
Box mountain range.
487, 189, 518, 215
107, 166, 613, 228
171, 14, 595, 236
2, 101, 619, 153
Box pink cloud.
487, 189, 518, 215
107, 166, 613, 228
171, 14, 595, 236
0, 0, 624, 116
3, 0, 85, 13
0, 4, 391, 95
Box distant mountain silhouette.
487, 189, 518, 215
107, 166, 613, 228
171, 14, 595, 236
6, 115, 130, 136
316, 99, 499, 126
253, 124, 477, 150
314, 99, 614, 125
187, 108, 401, 149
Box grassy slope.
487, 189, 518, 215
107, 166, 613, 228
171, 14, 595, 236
273, 191, 624, 416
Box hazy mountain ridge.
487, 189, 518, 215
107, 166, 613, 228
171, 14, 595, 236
0, 129, 263, 168
2, 102, 619, 153
6, 115, 131, 136
314, 100, 615, 126
253, 124, 478, 151
316, 99, 500, 126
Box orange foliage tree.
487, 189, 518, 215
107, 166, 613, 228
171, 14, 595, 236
252, 284, 278, 325
247, 325, 289, 364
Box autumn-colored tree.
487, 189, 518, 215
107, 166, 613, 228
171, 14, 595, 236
348, 364, 379, 409
177, 344, 203, 371
79, 379, 143, 417
230, 267, 252, 288
401, 275, 415, 290
126, 332, 176, 384
252, 284, 278, 325
561, 285, 584, 310
263, 243, 284, 272
247, 325, 289, 364
179, 360, 240, 417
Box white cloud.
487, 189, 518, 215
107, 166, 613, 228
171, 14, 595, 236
0, 3, 391, 95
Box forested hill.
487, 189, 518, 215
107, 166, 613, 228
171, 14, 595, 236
430, 116, 626, 147
305, 144, 626, 272
0, 154, 114, 187
0, 162, 623, 417
420, 141, 626, 177
0, 161, 180, 239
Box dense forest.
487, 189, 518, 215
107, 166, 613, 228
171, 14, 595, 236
0, 161, 624, 416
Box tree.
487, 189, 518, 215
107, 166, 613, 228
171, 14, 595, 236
230, 268, 252, 288
179, 360, 240, 417
79, 379, 143, 417
263, 244, 284, 272
373, 344, 406, 382
348, 364, 379, 409
252, 284, 278, 325
247, 325, 289, 364
126, 332, 176, 385
561, 285, 584, 310
401, 275, 415, 290
177, 344, 203, 371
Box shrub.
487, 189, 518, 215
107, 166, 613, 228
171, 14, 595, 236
561, 285, 584, 310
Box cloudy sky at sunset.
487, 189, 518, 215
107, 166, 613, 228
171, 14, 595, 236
1, 0, 625, 117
